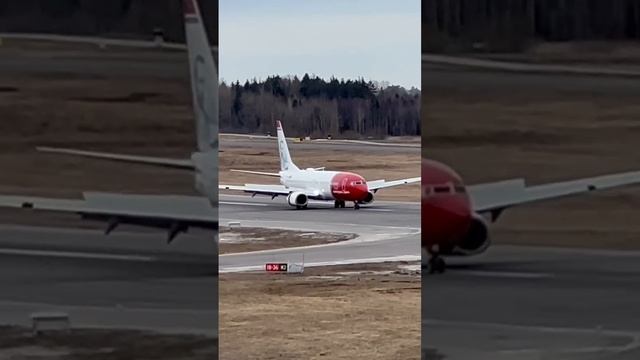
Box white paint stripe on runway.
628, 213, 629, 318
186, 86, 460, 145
455, 270, 554, 279
425, 318, 640, 339
219, 218, 418, 233
0, 248, 155, 262
219, 255, 420, 273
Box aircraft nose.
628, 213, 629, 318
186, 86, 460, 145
422, 194, 473, 250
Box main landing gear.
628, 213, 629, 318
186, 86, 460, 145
334, 200, 360, 210
426, 246, 446, 274
334, 200, 346, 208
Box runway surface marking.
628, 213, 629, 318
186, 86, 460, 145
426, 318, 640, 355
220, 232, 419, 257
221, 200, 394, 211
0, 300, 211, 315
220, 218, 418, 232
452, 270, 555, 279
220, 193, 420, 206
220, 255, 420, 273
0, 248, 155, 262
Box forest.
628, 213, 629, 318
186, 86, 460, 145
1, 1, 637, 53
219, 75, 421, 138
424, 0, 640, 52
0, 0, 217, 43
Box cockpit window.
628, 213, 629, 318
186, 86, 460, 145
352, 181, 364, 185
424, 183, 467, 197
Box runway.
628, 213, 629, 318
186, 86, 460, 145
0, 224, 217, 335
219, 194, 420, 272
0, 194, 419, 333
424, 245, 640, 360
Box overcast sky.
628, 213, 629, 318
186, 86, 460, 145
219, 0, 420, 89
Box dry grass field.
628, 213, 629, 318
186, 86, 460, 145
219, 263, 420, 360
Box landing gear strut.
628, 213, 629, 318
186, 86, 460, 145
334, 200, 346, 208
427, 246, 446, 274
428, 255, 446, 274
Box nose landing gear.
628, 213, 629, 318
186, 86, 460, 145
428, 255, 446, 274
354, 202, 360, 210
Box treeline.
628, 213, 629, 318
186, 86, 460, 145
424, 0, 640, 52
0, 0, 217, 44
219, 75, 420, 138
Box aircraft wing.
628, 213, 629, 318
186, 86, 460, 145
469, 170, 640, 217
37, 147, 194, 170
0, 192, 217, 242
219, 184, 298, 197
368, 177, 421, 191
230, 169, 280, 177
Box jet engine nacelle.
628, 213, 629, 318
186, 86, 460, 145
287, 191, 308, 207
358, 191, 375, 205
445, 213, 490, 256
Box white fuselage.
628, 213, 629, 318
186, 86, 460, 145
279, 169, 339, 200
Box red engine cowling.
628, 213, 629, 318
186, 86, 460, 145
442, 213, 490, 256
358, 191, 374, 205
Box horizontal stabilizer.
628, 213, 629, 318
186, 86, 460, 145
230, 169, 280, 177
219, 183, 297, 197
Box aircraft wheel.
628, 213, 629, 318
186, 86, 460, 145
428, 256, 446, 274
354, 203, 360, 210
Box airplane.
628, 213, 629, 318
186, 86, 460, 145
219, 120, 421, 210
0, 0, 220, 243
422, 158, 640, 273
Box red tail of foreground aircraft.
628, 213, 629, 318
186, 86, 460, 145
422, 158, 640, 273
